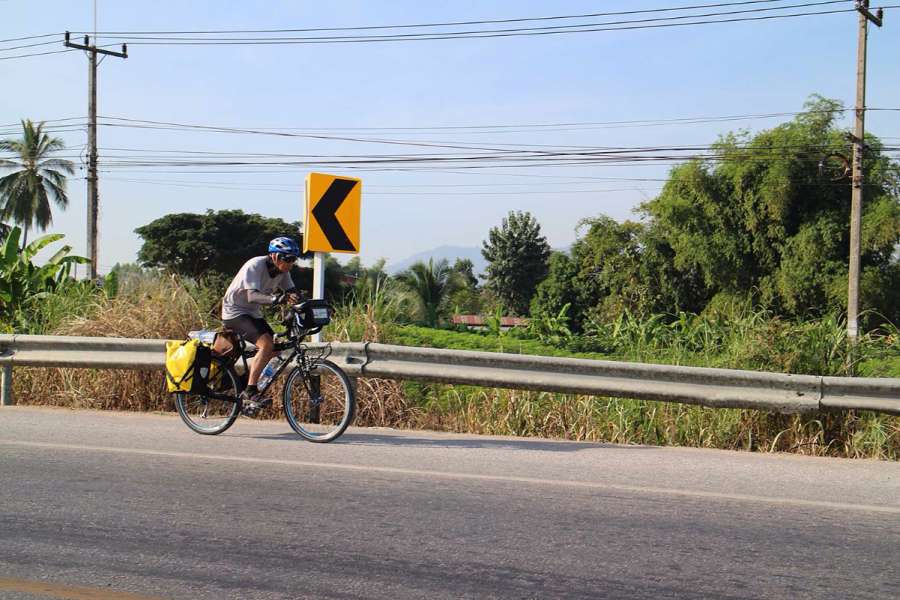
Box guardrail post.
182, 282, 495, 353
1, 364, 13, 406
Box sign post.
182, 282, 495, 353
304, 172, 362, 341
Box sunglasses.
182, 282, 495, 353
277, 254, 298, 263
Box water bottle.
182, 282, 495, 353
257, 355, 284, 391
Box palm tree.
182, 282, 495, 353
396, 258, 462, 327
0, 120, 75, 249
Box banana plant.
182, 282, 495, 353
527, 303, 572, 345
0, 225, 89, 322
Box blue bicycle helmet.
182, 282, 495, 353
268, 236, 300, 257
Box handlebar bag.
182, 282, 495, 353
297, 299, 332, 328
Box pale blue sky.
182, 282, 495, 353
2, 1, 899, 273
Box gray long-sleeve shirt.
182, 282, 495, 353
221, 256, 294, 320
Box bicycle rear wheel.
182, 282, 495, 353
175, 357, 240, 435
283, 359, 355, 443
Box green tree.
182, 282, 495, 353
452, 258, 479, 288
341, 256, 389, 302
641, 95, 900, 323
446, 258, 481, 314
481, 211, 551, 315
395, 258, 462, 327
530, 251, 582, 327
0, 120, 75, 248
135, 209, 304, 279
532, 218, 709, 332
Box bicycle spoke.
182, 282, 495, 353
175, 358, 240, 435
283, 360, 354, 442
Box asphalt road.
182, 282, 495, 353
1, 406, 898, 600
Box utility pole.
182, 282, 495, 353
63, 32, 127, 280
847, 1, 883, 342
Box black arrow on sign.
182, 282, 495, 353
312, 178, 357, 252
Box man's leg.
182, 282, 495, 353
221, 315, 275, 403
248, 332, 274, 388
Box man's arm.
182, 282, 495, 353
237, 259, 287, 305
242, 289, 284, 305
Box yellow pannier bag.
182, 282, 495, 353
165, 338, 214, 393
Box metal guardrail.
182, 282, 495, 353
0, 334, 897, 416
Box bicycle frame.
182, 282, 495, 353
205, 304, 331, 404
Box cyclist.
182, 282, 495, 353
221, 236, 303, 415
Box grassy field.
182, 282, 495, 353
388, 323, 900, 377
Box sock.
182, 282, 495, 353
246, 384, 258, 394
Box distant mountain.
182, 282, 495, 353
386, 246, 488, 278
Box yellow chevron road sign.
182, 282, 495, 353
304, 172, 361, 254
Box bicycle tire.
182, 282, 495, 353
282, 359, 355, 443
175, 357, 241, 435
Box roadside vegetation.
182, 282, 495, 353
2, 101, 898, 459
6, 272, 898, 460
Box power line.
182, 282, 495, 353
101, 176, 658, 196
90, 114, 892, 156
110, 6, 858, 46
7, 106, 894, 137
0, 48, 78, 60
73, 1, 821, 35
94, 1, 850, 41
13, 143, 898, 169
0, 39, 59, 52
0, 42, 121, 61
0, 116, 86, 129
0, 1, 836, 52
0, 32, 61, 44
0, 3, 876, 61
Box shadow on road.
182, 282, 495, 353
238, 429, 653, 453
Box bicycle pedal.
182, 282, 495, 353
241, 397, 271, 418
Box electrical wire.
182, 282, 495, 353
0, 48, 78, 61
100, 176, 659, 196
95, 1, 847, 42
0, 32, 61, 44
113, 7, 858, 46
4, 106, 886, 138
74, 1, 825, 35
0, 39, 60, 52
0, 1, 863, 61
0, 43, 122, 61
90, 115, 894, 156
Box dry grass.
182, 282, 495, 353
11, 276, 899, 459
405, 387, 898, 459
14, 276, 419, 426
15, 275, 212, 412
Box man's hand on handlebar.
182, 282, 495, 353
272, 291, 302, 305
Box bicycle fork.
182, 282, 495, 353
306, 372, 322, 424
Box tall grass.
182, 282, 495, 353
396, 385, 899, 460
329, 276, 412, 343
10, 274, 899, 459
15, 274, 216, 411
328, 277, 420, 427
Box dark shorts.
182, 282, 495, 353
222, 315, 274, 344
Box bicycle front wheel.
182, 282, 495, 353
175, 357, 241, 435
283, 359, 355, 443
